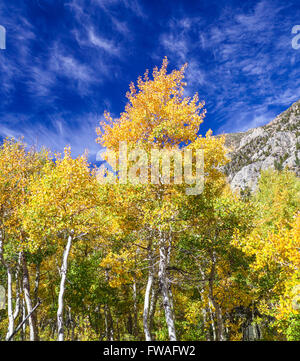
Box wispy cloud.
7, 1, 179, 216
1, 0, 300, 156
158, 0, 300, 133
94, 0, 147, 19
0, 0, 136, 160
0, 111, 101, 158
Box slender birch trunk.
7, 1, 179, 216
7, 299, 41, 341
67, 306, 75, 341
13, 267, 20, 323
21, 299, 26, 340
208, 252, 225, 341
22, 252, 39, 341
57, 235, 72, 341
197, 285, 210, 341
6, 254, 21, 340
0, 233, 14, 340
6, 267, 14, 340
214, 303, 225, 340
166, 232, 176, 326
149, 281, 158, 335
202, 308, 211, 341
158, 231, 176, 341
5, 263, 20, 341
104, 307, 109, 340
34, 262, 40, 306
143, 248, 153, 341
208, 301, 217, 341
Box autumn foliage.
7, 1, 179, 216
0, 59, 299, 341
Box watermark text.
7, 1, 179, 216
96, 142, 204, 195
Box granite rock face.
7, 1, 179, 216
224, 100, 300, 191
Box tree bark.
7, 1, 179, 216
22, 252, 39, 341
208, 301, 217, 341
5, 264, 20, 340
21, 299, 26, 340
149, 280, 158, 336
33, 262, 40, 306
7, 299, 41, 341
158, 231, 177, 341
208, 253, 225, 341
6, 267, 14, 340
13, 255, 21, 323
0, 232, 14, 340
57, 235, 72, 341
143, 249, 153, 341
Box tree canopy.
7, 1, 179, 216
0, 60, 299, 341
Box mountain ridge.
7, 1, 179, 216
223, 99, 300, 190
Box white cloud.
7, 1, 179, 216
88, 28, 121, 56
0, 112, 102, 158
158, 1, 300, 133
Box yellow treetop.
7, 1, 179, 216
96, 57, 206, 151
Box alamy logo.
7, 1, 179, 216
0, 25, 6, 50
292, 25, 300, 50
96, 142, 204, 195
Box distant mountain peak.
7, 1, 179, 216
224, 100, 300, 191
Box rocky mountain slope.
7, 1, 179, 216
224, 99, 300, 191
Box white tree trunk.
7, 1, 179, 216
5, 255, 21, 340
22, 253, 39, 341
208, 301, 217, 341
21, 299, 26, 340
143, 263, 153, 341
149, 282, 158, 333
6, 267, 14, 340
158, 234, 177, 341
13, 261, 21, 322
57, 235, 72, 341
34, 262, 40, 306
208, 254, 225, 341
0, 234, 15, 340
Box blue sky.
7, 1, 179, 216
0, 0, 300, 160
